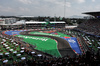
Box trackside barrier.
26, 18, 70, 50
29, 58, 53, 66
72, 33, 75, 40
73, 50, 79, 55
77, 38, 84, 53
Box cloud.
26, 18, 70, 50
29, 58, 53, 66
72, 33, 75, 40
43, 0, 71, 7
75, 0, 85, 3
18, 0, 32, 4
0, 6, 15, 12
1, 0, 99, 17
0, 5, 31, 16
19, 7, 30, 12
65, 2, 71, 7
92, 0, 95, 2
56, 1, 71, 7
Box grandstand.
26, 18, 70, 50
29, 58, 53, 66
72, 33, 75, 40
75, 12, 100, 37
26, 21, 65, 29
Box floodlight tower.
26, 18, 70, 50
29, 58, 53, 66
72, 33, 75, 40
54, 14, 56, 22
64, 0, 66, 18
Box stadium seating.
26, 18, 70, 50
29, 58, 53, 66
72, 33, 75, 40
75, 19, 100, 36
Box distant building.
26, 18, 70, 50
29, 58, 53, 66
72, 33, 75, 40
0, 18, 16, 25
0, 18, 5, 25
5, 18, 16, 24
0, 18, 17, 30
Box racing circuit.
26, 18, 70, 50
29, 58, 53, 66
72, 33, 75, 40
5, 29, 82, 57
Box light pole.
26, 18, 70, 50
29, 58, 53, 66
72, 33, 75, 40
54, 14, 56, 22
24, 21, 26, 29
64, 0, 66, 18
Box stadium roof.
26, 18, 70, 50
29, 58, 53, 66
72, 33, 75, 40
83, 11, 100, 16
26, 21, 46, 24
50, 22, 65, 23
26, 21, 65, 24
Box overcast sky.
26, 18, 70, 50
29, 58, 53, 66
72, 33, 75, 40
0, 0, 100, 17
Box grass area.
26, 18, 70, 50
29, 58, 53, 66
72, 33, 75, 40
16, 35, 61, 57
28, 31, 72, 57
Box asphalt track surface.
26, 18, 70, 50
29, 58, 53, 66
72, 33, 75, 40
20, 31, 76, 57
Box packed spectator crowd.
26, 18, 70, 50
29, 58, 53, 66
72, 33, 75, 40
75, 19, 100, 36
